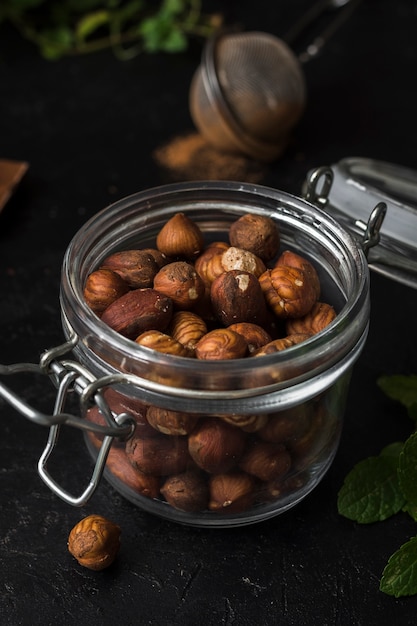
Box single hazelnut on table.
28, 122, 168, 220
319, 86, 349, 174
83, 268, 129, 316
259, 266, 317, 319
68, 514, 121, 571
156, 212, 204, 259
188, 417, 246, 473
208, 472, 256, 514
229, 213, 280, 262
153, 261, 205, 310
195, 328, 248, 360
160, 470, 209, 512
101, 249, 160, 289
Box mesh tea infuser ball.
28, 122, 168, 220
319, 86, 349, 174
189, 31, 307, 163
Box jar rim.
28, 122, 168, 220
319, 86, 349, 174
60, 180, 370, 399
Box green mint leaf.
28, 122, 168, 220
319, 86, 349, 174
380, 441, 405, 458
378, 375, 417, 420
380, 536, 417, 597
398, 431, 417, 508
402, 502, 417, 522
337, 454, 405, 523
161, 0, 186, 18
159, 27, 187, 52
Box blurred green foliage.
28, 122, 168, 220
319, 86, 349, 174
0, 0, 222, 59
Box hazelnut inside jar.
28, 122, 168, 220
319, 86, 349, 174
61, 181, 370, 527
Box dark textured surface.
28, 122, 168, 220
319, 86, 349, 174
1, 1, 417, 624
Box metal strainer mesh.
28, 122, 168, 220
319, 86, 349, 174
189, 31, 306, 162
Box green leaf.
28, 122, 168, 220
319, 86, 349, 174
378, 375, 417, 420
398, 431, 417, 507
380, 536, 417, 597
160, 0, 186, 18
337, 454, 405, 523
380, 441, 404, 458
75, 10, 110, 42
159, 27, 187, 52
38, 26, 74, 59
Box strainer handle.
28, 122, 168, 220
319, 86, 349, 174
284, 0, 364, 63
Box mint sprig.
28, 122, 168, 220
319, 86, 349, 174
0, 0, 221, 60
337, 374, 417, 598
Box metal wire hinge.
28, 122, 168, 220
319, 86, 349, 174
0, 335, 136, 506
303, 165, 387, 256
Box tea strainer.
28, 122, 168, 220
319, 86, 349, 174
189, 0, 363, 162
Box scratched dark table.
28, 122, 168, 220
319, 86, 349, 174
1, 1, 417, 624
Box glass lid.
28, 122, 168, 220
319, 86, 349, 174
303, 157, 417, 289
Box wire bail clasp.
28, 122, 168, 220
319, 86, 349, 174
0, 336, 136, 506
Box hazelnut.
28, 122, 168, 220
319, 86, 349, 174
288, 404, 330, 470
160, 470, 209, 512
194, 242, 229, 285
253, 333, 311, 356
188, 417, 246, 473
259, 266, 317, 318
126, 433, 190, 476
105, 446, 160, 498
83, 268, 129, 316
102, 388, 158, 440
135, 329, 194, 357
228, 322, 272, 353
221, 246, 266, 277
208, 472, 256, 513
195, 328, 248, 360
141, 247, 169, 269
85, 389, 156, 448
101, 288, 173, 339
156, 212, 204, 259
229, 213, 280, 261
146, 405, 198, 436
101, 249, 159, 289
286, 301, 337, 336
258, 405, 312, 443
68, 514, 120, 571
216, 413, 268, 433
239, 441, 291, 482
153, 261, 205, 310
168, 310, 207, 350
210, 270, 269, 326
275, 250, 321, 299
261, 474, 306, 502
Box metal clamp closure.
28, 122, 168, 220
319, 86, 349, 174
0, 336, 136, 506
303, 165, 387, 256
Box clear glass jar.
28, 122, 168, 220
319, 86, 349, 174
60, 181, 370, 527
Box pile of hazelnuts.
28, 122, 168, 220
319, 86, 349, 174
84, 212, 338, 516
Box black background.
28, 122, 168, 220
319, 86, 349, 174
1, 1, 417, 624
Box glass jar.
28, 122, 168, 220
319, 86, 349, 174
57, 180, 370, 527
